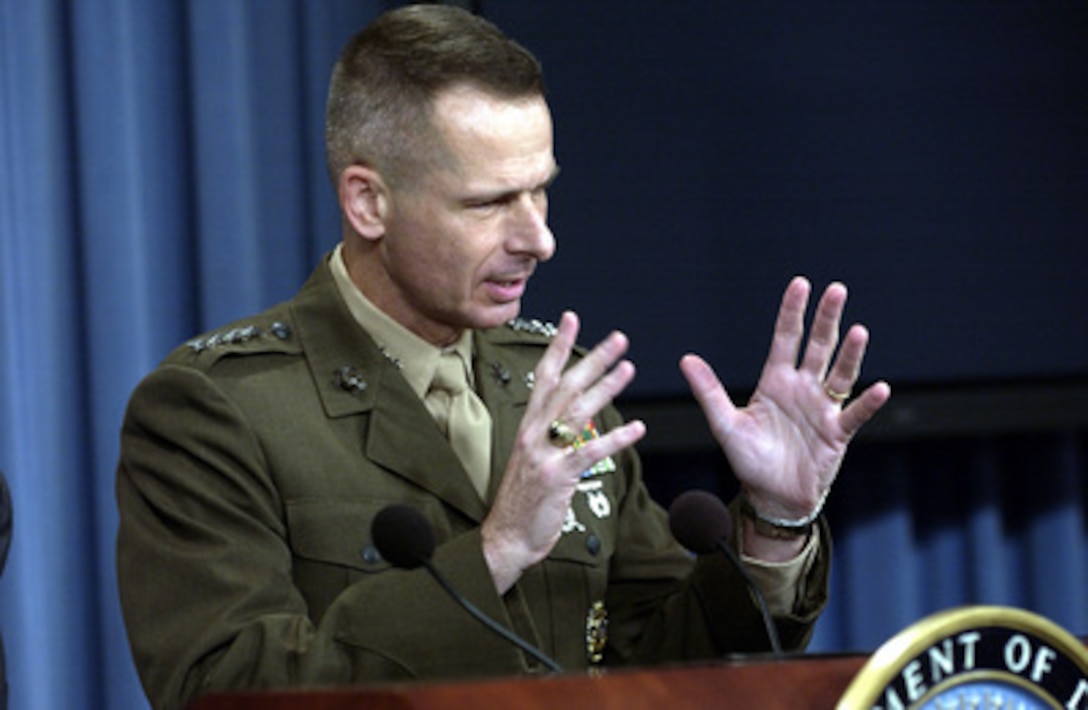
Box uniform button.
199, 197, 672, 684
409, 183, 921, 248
360, 544, 382, 565
586, 534, 601, 556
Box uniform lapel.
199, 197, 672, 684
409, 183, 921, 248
472, 332, 533, 503
289, 260, 487, 522
366, 392, 487, 522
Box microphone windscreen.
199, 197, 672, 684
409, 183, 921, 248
371, 504, 437, 569
668, 490, 734, 554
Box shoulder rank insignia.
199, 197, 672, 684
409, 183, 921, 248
506, 317, 558, 338
185, 321, 292, 353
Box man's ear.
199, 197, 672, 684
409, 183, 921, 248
339, 165, 389, 241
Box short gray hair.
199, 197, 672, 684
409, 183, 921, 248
325, 4, 545, 188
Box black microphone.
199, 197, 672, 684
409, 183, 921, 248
371, 504, 436, 569
668, 490, 783, 655
370, 504, 563, 673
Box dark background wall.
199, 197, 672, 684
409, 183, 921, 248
483, 1, 1086, 398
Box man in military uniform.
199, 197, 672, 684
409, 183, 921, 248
116, 6, 891, 710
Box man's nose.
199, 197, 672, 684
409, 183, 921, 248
507, 193, 555, 261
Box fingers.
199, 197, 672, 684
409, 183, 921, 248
767, 278, 854, 383
564, 418, 646, 471
778, 278, 869, 405
679, 354, 737, 437
530, 311, 635, 434
531, 311, 580, 396
564, 358, 635, 427
823, 324, 868, 399
799, 282, 847, 379
766, 276, 812, 369
797, 283, 888, 432
841, 380, 892, 438
762, 278, 885, 419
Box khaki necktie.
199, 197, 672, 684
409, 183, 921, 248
428, 352, 492, 499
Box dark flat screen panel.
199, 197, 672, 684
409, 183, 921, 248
484, 1, 1088, 395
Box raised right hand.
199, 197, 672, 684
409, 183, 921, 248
481, 311, 645, 593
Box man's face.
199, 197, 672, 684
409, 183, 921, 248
374, 86, 558, 346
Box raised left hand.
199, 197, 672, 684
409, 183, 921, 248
680, 276, 891, 525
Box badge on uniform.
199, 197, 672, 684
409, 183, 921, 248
586, 600, 608, 665
570, 421, 617, 479
561, 420, 616, 535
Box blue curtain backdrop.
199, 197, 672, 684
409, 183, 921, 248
1, 1, 386, 707
0, 1, 1085, 709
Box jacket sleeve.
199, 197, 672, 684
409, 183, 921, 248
116, 365, 533, 710
598, 407, 831, 667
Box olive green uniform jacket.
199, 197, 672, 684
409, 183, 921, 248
116, 258, 830, 710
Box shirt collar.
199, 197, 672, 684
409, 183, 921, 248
329, 243, 475, 399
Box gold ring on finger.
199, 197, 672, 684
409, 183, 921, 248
823, 382, 851, 403
547, 419, 578, 448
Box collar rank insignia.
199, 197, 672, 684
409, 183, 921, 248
490, 361, 511, 386
333, 365, 367, 393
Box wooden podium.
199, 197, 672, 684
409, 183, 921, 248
191, 653, 868, 709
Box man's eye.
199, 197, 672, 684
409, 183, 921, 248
469, 196, 508, 211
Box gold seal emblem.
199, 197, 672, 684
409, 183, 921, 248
838, 606, 1088, 709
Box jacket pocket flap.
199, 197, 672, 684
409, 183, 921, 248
286, 499, 395, 573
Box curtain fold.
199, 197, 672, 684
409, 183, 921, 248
0, 2, 1084, 709
2, 2, 101, 708
807, 431, 1088, 653
69, 4, 197, 707
1, 2, 379, 707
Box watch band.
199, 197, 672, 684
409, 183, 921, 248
739, 495, 823, 539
